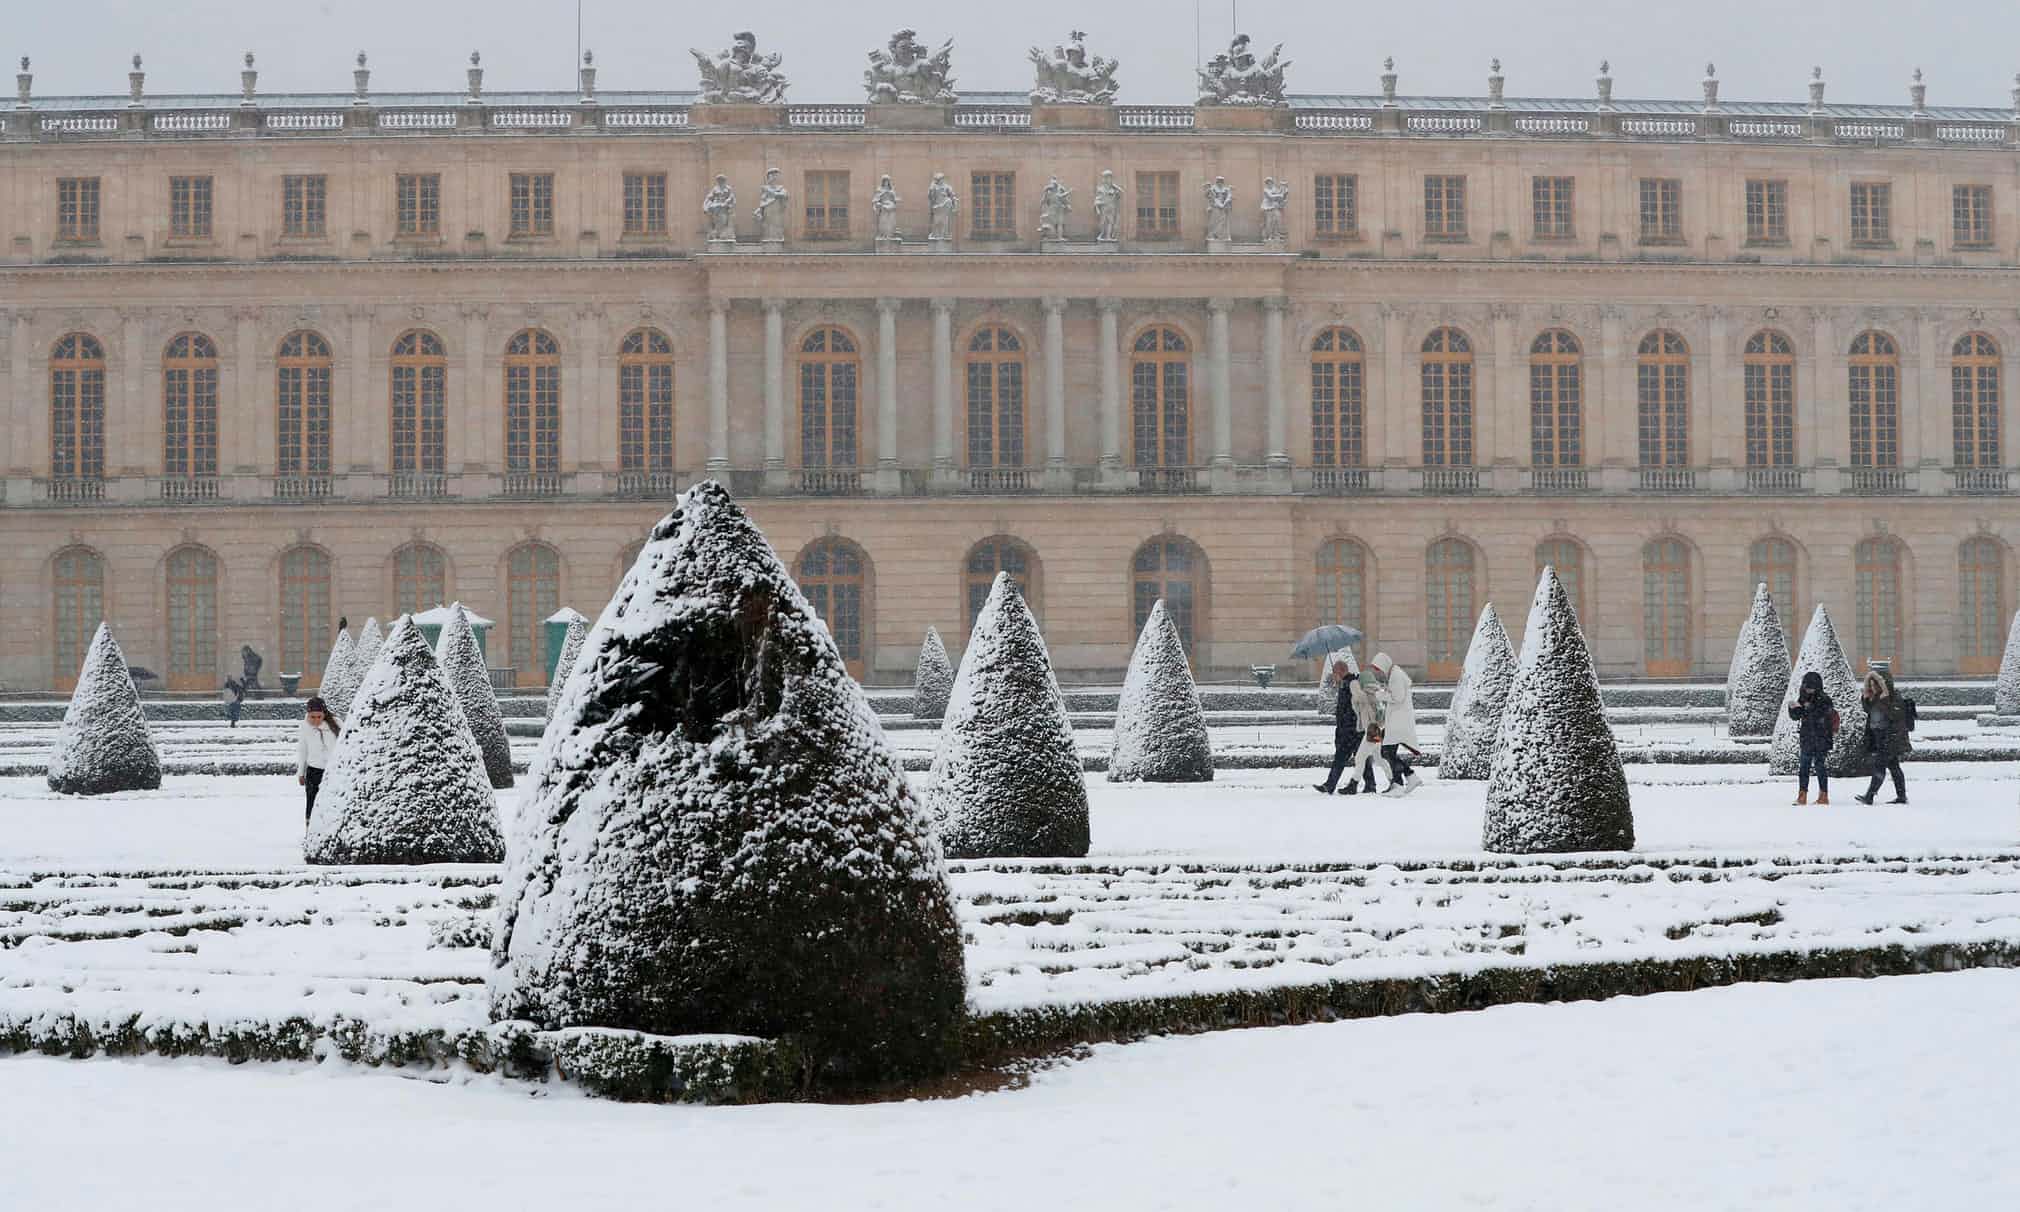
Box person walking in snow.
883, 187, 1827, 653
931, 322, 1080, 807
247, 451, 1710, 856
1368, 653, 1423, 795
1314, 654, 1379, 795
221, 676, 245, 728
297, 696, 341, 824
1854, 668, 1911, 804
1786, 670, 1838, 805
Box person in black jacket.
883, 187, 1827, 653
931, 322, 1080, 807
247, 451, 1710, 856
1315, 657, 1377, 795
1855, 669, 1912, 805
1786, 670, 1837, 805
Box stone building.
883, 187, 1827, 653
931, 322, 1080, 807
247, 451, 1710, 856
1, 46, 2016, 691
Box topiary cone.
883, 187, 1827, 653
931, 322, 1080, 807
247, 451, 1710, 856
1726, 583, 1792, 737
1439, 603, 1515, 780
436, 602, 514, 789
47, 623, 162, 795
1108, 599, 1213, 782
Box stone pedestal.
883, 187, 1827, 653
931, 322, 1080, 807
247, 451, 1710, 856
1032, 103, 1117, 130
688, 103, 786, 129
1195, 105, 1293, 133
867, 103, 953, 130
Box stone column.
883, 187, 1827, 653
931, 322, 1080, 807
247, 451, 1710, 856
1704, 307, 1732, 490
875, 297, 900, 494
1264, 297, 1289, 470
1208, 298, 1233, 474
1489, 305, 1516, 489
345, 306, 373, 496
572, 305, 603, 483
762, 299, 786, 490
931, 298, 956, 489
1379, 304, 1410, 491
460, 306, 488, 489
706, 300, 730, 471
1098, 298, 1123, 486
1913, 309, 1944, 493
9, 311, 32, 479
122, 310, 149, 480
1597, 306, 1628, 491
235, 308, 262, 481
1043, 296, 1068, 490
1811, 307, 1843, 493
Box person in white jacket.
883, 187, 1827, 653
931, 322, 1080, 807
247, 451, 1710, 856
1368, 653, 1423, 795
297, 696, 341, 824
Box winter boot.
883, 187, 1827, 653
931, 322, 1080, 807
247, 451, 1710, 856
1313, 783, 1333, 795
1403, 773, 1424, 795
1815, 792, 1830, 805
1342, 780, 1360, 796
1793, 790, 1808, 806
1854, 792, 1875, 805
1888, 795, 1908, 805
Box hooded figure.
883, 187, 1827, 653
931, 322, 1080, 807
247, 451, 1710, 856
1786, 669, 1838, 805
1855, 668, 1911, 804
1368, 652, 1423, 795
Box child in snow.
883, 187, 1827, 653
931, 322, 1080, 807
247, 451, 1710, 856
1786, 670, 1838, 805
297, 696, 341, 824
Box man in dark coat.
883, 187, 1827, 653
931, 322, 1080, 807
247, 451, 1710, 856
1786, 670, 1837, 805
1314, 657, 1374, 795
1855, 668, 1911, 804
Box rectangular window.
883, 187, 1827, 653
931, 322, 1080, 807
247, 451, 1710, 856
970, 172, 1016, 239
1954, 184, 1993, 248
169, 175, 214, 240
1532, 176, 1575, 240
282, 174, 327, 238
56, 177, 101, 242
1313, 173, 1358, 239
1638, 177, 1681, 243
1135, 172, 1180, 239
1850, 181, 1891, 245
622, 172, 668, 237
1424, 175, 1467, 240
1745, 179, 1788, 244
396, 173, 440, 237
510, 172, 555, 238
803, 171, 850, 240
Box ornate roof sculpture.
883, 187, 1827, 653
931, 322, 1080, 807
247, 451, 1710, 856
865, 29, 957, 105
1197, 34, 1288, 107
691, 31, 788, 104
1028, 30, 1118, 105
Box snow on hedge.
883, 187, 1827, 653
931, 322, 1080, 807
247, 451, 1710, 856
1439, 603, 1515, 780
1108, 600, 1213, 783
913, 626, 953, 721
435, 603, 514, 790
544, 615, 587, 721
1769, 605, 1868, 777
322, 617, 382, 723
46, 623, 161, 796
926, 572, 1089, 859
1996, 610, 2020, 716
304, 618, 503, 866
319, 626, 354, 702
489, 482, 967, 1083
1726, 584, 1792, 738
1482, 568, 1634, 854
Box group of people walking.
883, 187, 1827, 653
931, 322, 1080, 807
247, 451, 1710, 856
1787, 667, 1914, 806
1315, 651, 1425, 797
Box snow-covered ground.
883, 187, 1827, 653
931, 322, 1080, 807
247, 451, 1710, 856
3, 970, 2016, 1210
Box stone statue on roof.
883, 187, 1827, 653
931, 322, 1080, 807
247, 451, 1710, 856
1028, 30, 1119, 105
691, 31, 788, 105
865, 29, 957, 105
1197, 33, 1290, 107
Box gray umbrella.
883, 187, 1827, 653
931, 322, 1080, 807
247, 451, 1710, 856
1291, 624, 1364, 660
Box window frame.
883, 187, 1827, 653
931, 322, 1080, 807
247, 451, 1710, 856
617, 328, 676, 474
1528, 330, 1583, 468
281, 173, 328, 239
389, 330, 448, 475
797, 326, 861, 469
1744, 178, 1789, 246
162, 333, 221, 482
1134, 171, 1181, 241
1951, 332, 2001, 470
49, 334, 107, 482
1420, 328, 1474, 468
1531, 175, 1575, 241
621, 171, 669, 238
1953, 183, 1994, 250
395, 172, 441, 238
503, 329, 563, 475
1129, 325, 1193, 469
275, 331, 333, 479
1423, 175, 1468, 241
508, 172, 556, 239
1637, 177, 1682, 245
1309, 327, 1365, 470
1743, 331, 1796, 470
1313, 173, 1359, 241
963, 325, 1027, 470
969, 171, 1017, 240
802, 170, 851, 241
1849, 331, 1901, 469
1635, 330, 1691, 469
56, 176, 102, 243
1642, 538, 1693, 678
1849, 180, 1893, 247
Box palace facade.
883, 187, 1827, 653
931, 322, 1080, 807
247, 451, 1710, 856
2, 51, 2018, 691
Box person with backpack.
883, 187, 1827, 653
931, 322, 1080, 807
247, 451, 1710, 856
1786, 671, 1839, 805
221, 676, 246, 729
1854, 669, 1912, 805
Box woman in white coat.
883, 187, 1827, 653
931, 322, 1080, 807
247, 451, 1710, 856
297, 697, 341, 825
1368, 653, 1423, 795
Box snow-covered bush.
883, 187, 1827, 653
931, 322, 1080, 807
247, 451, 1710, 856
1769, 605, 1868, 777
46, 623, 161, 795
1108, 599, 1212, 782
319, 626, 354, 699
305, 618, 503, 865
913, 626, 953, 720
489, 482, 966, 1084
926, 572, 1090, 858
323, 616, 382, 722
1995, 610, 2020, 716
1726, 584, 1792, 738
544, 615, 587, 721
1482, 568, 1634, 854
436, 603, 513, 789
1439, 604, 1515, 780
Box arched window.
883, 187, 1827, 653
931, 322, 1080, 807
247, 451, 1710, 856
618, 328, 675, 475
1636, 330, 1689, 468
1131, 326, 1192, 468
279, 546, 332, 686
1529, 330, 1582, 468
797, 538, 869, 677
965, 326, 1026, 470
277, 331, 333, 482
965, 537, 1037, 629
1849, 331, 1900, 469
51, 546, 105, 691
165, 546, 219, 691
1133, 537, 1205, 650
797, 327, 860, 469
163, 333, 220, 481
1744, 331, 1796, 469
1315, 538, 1369, 640
1311, 327, 1365, 469
1952, 332, 2001, 470
1854, 536, 1904, 667
1642, 538, 1692, 677
1420, 328, 1474, 467
1960, 536, 2006, 674
1424, 538, 1476, 681
49, 334, 106, 484
1535, 537, 1587, 626
505, 329, 562, 476
1749, 537, 1801, 648
392, 542, 447, 618
390, 330, 448, 475
505, 542, 561, 687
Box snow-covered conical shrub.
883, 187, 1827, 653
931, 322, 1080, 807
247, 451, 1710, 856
324, 616, 382, 721
436, 603, 513, 789
1108, 599, 1213, 782
319, 626, 354, 697
913, 626, 953, 720
46, 624, 161, 795
1726, 583, 1792, 737
305, 618, 503, 865
1995, 610, 2020, 716
1769, 605, 1868, 777
490, 483, 966, 1082
1440, 603, 1515, 780
926, 572, 1089, 858
544, 614, 587, 721
1482, 568, 1633, 854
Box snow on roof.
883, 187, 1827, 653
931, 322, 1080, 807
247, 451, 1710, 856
412, 604, 493, 628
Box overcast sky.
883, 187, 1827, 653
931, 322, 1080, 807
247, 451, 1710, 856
11, 0, 2020, 109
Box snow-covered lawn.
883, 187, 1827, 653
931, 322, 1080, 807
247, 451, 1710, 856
3, 970, 2016, 1210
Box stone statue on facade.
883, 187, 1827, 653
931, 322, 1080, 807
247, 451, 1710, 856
1093, 169, 1123, 243
927, 172, 958, 242
690, 31, 788, 104
703, 174, 737, 242
1028, 30, 1119, 104
1039, 176, 1073, 240
1260, 177, 1290, 244
754, 168, 789, 243
864, 29, 957, 104
1204, 176, 1235, 241
1197, 34, 1290, 106
872, 174, 901, 241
